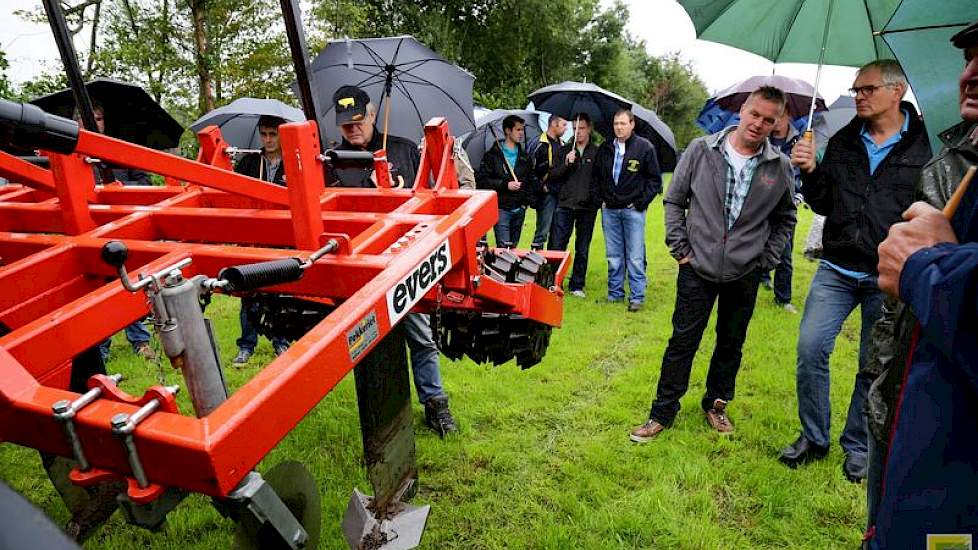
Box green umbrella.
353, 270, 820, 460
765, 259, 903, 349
881, 0, 978, 151
679, 0, 900, 130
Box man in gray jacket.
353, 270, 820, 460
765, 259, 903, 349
630, 86, 797, 441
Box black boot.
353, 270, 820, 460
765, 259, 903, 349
424, 396, 458, 437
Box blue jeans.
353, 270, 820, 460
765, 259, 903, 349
796, 264, 884, 456
403, 313, 446, 404
531, 194, 558, 249
601, 207, 647, 304
236, 297, 289, 352
98, 319, 152, 361
760, 227, 795, 304
493, 206, 526, 247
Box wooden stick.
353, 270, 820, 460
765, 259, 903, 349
944, 165, 976, 219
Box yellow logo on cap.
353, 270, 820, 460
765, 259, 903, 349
338, 97, 355, 108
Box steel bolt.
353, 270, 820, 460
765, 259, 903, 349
52, 400, 71, 415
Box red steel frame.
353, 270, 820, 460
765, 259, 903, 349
0, 118, 568, 500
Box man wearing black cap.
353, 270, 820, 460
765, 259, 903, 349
231, 114, 291, 364
863, 21, 978, 548
326, 85, 458, 436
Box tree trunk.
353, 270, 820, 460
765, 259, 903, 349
188, 0, 215, 114
84, 0, 100, 76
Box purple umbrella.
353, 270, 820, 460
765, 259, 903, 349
713, 75, 828, 118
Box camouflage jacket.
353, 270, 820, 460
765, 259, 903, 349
865, 120, 978, 444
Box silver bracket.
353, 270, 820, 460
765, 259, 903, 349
224, 471, 310, 549
51, 372, 124, 471
110, 385, 179, 488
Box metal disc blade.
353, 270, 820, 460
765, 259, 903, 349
233, 461, 322, 550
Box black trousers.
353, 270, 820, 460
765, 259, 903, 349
649, 264, 761, 425
548, 206, 598, 292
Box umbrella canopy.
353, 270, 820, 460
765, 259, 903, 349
189, 98, 305, 150
713, 75, 827, 117
881, 0, 978, 151
528, 81, 632, 125
678, 0, 899, 66
594, 105, 679, 172
31, 77, 184, 150
459, 109, 544, 171
820, 95, 857, 139
303, 35, 476, 147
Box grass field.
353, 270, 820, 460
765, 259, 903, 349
0, 180, 870, 549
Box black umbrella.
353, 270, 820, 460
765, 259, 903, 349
31, 77, 184, 150
528, 81, 632, 125
594, 104, 679, 172
189, 98, 305, 149
820, 95, 857, 140
303, 35, 476, 148
459, 109, 544, 172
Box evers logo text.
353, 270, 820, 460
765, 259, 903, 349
385, 241, 451, 324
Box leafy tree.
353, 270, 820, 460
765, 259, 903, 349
0, 50, 12, 99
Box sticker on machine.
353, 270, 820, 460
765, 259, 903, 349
385, 240, 452, 325
347, 310, 380, 362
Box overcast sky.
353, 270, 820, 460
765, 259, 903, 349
2, 0, 862, 105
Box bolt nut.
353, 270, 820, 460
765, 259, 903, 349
52, 400, 71, 415
111, 413, 130, 431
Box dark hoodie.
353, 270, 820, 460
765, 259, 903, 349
592, 133, 662, 210
327, 128, 420, 188
476, 140, 538, 210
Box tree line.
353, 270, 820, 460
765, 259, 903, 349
1, 0, 709, 149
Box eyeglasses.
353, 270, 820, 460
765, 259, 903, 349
848, 83, 895, 97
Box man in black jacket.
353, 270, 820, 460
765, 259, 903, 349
592, 109, 662, 312
326, 85, 457, 435
779, 60, 932, 482
548, 113, 600, 297
476, 114, 538, 247
231, 115, 291, 364
531, 115, 566, 250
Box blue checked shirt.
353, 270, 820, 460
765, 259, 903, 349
612, 140, 625, 184
721, 136, 760, 230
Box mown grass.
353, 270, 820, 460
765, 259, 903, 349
0, 176, 869, 549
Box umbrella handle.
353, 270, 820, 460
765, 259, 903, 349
382, 92, 392, 151
944, 165, 976, 219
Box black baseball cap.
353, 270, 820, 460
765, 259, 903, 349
951, 20, 978, 49
333, 85, 370, 126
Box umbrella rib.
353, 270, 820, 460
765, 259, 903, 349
358, 41, 390, 70
881, 22, 975, 34
390, 78, 427, 131
393, 71, 475, 125
861, 0, 881, 59
771, 0, 808, 64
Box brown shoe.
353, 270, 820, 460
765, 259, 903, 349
134, 343, 157, 362
629, 419, 666, 443
705, 399, 733, 435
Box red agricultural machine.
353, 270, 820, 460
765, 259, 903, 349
0, 1, 568, 548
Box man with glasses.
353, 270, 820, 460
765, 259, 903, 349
779, 60, 932, 482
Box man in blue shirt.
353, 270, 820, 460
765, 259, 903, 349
779, 60, 932, 482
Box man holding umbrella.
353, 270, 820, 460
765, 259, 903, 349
476, 114, 537, 247
327, 85, 458, 436
231, 114, 292, 364
592, 109, 661, 312
779, 60, 932, 483
548, 113, 600, 298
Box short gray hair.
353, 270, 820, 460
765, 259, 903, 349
857, 60, 909, 97
366, 102, 377, 116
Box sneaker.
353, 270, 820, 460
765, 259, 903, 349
232, 349, 253, 365
777, 302, 799, 314
705, 399, 734, 435
424, 396, 458, 437
760, 279, 773, 291
629, 419, 666, 443
569, 290, 586, 298
133, 343, 157, 362
627, 302, 642, 312
273, 342, 290, 357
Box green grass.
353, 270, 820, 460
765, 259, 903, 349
0, 177, 869, 549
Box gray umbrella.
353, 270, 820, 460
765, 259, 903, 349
189, 98, 305, 149
303, 35, 476, 148
594, 104, 679, 172
459, 109, 544, 171
713, 74, 827, 118
820, 95, 857, 140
